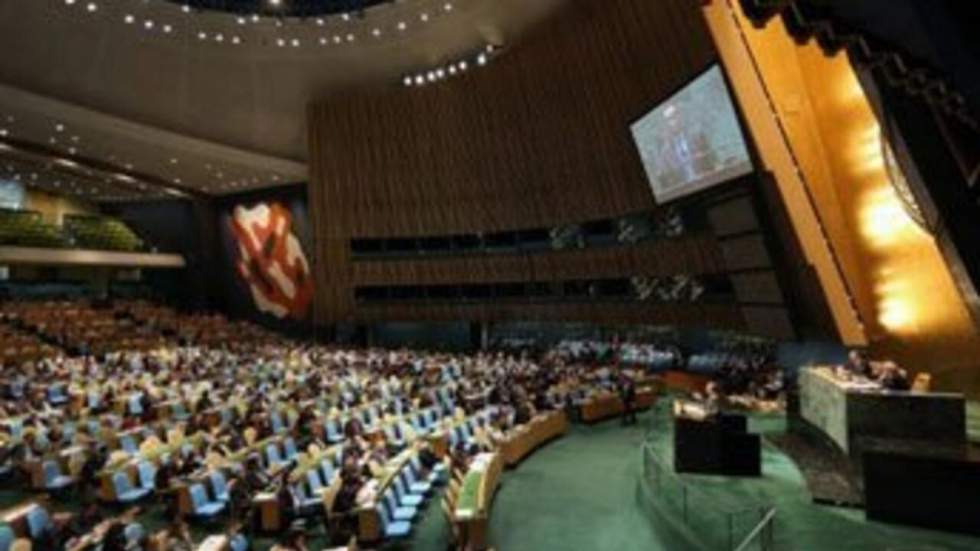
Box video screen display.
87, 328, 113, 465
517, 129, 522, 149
631, 65, 753, 204
0, 180, 25, 210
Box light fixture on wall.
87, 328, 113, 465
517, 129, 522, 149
402, 44, 502, 87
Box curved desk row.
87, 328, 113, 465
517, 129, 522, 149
580, 386, 659, 423
499, 411, 568, 467
453, 452, 504, 551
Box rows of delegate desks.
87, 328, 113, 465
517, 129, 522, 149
579, 382, 660, 423
451, 411, 569, 551
356, 410, 569, 547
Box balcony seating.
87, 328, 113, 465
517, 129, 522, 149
63, 214, 143, 252
0, 210, 67, 248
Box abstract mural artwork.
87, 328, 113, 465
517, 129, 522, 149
229, 202, 314, 320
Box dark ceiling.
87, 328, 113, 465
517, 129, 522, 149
167, 0, 393, 18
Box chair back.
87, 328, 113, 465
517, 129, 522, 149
137, 462, 156, 489
189, 484, 208, 510
0, 525, 15, 551
911, 372, 932, 393
113, 472, 132, 494
25, 506, 49, 540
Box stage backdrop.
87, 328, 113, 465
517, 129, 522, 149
215, 184, 316, 332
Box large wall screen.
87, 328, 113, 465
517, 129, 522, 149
0, 180, 25, 210
631, 65, 753, 204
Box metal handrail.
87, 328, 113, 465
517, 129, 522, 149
734, 507, 777, 551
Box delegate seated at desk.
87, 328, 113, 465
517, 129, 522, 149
839, 352, 910, 392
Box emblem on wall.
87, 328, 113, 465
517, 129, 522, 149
229, 202, 314, 320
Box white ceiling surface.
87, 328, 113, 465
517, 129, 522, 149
0, 0, 566, 199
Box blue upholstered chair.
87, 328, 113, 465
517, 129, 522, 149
0, 524, 14, 551
137, 461, 156, 493
25, 505, 52, 540
265, 444, 285, 468
283, 438, 299, 461
112, 471, 151, 503
209, 471, 231, 503
188, 483, 226, 519
382, 490, 417, 522
319, 459, 335, 485
391, 472, 424, 507
376, 501, 411, 539
401, 465, 432, 495
324, 418, 344, 444
41, 460, 75, 493
229, 533, 249, 551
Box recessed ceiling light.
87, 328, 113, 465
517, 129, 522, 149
420, 13, 429, 22
397, 21, 407, 31
444, 2, 453, 12
124, 14, 135, 24
163, 24, 173, 33
86, 2, 97, 13
55, 123, 65, 132
144, 20, 155, 30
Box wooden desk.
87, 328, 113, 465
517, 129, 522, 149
253, 492, 280, 533
499, 411, 568, 467
580, 387, 657, 423
356, 448, 416, 542
453, 452, 504, 551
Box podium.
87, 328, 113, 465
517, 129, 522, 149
673, 403, 760, 477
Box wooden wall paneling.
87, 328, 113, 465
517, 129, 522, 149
308, 0, 719, 323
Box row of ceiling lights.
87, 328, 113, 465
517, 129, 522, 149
63, 0, 458, 48
403, 43, 497, 86
2, 114, 286, 199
